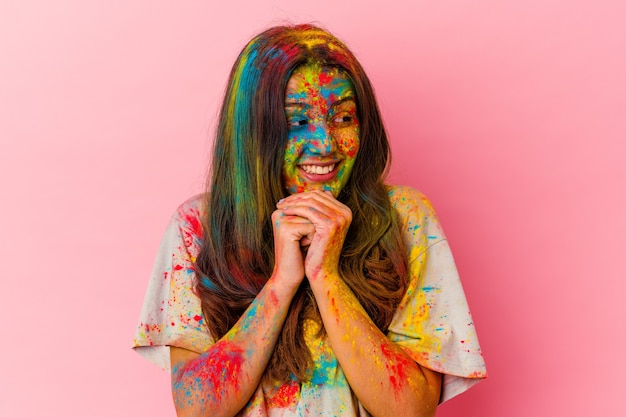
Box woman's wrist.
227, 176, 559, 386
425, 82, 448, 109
267, 269, 302, 301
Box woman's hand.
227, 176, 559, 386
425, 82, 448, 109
271, 200, 317, 290
276, 190, 352, 281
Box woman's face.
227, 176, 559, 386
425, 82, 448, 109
282, 64, 360, 197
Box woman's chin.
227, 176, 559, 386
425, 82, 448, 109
310, 183, 340, 197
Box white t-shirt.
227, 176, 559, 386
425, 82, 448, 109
133, 186, 487, 415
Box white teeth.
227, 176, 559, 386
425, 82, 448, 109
301, 164, 335, 174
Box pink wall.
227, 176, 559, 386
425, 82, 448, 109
1, 1, 624, 416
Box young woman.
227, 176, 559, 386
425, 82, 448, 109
133, 24, 486, 417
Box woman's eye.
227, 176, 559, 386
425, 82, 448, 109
288, 118, 309, 127
332, 114, 354, 124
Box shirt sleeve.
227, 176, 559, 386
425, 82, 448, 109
386, 186, 487, 402
132, 195, 213, 372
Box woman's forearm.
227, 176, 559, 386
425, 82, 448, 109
309, 274, 441, 417
171, 274, 298, 417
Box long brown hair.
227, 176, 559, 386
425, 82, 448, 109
194, 24, 408, 382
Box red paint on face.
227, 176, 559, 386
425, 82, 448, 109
318, 71, 333, 85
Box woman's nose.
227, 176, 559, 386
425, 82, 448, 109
303, 123, 335, 156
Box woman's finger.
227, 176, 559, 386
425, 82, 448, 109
277, 192, 351, 226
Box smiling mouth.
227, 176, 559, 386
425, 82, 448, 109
300, 163, 336, 175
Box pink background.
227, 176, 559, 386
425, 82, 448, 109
1, 1, 625, 416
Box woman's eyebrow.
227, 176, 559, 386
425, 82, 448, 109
331, 96, 356, 108
284, 96, 355, 109
284, 102, 306, 108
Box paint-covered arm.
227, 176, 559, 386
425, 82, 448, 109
170, 273, 299, 417
309, 274, 442, 417
169, 204, 315, 417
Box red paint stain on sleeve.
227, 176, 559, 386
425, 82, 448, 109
180, 208, 204, 249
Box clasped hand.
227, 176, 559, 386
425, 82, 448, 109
271, 190, 352, 288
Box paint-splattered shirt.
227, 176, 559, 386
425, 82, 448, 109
133, 186, 487, 415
